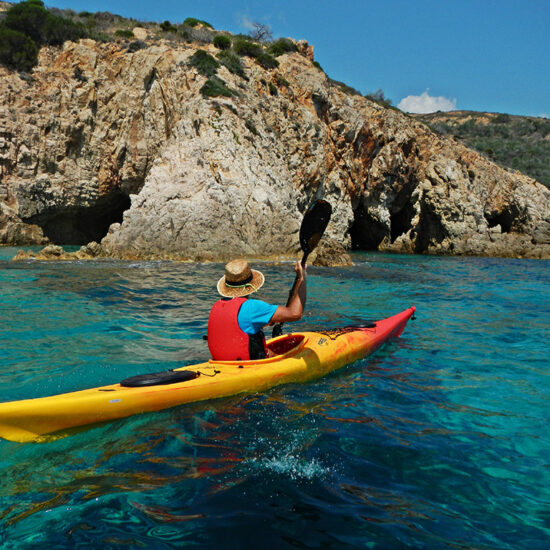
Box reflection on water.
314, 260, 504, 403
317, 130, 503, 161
0, 250, 549, 548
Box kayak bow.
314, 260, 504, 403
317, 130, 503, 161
0, 307, 415, 443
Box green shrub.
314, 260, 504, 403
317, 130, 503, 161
256, 52, 278, 70
127, 40, 146, 52
312, 60, 323, 72
493, 113, 511, 124
200, 76, 234, 98
83, 18, 97, 30
0, 26, 38, 71
41, 15, 88, 46
160, 20, 177, 33
213, 34, 231, 50
216, 50, 246, 78
188, 49, 219, 77
418, 113, 550, 188
267, 38, 297, 57
365, 88, 392, 105
183, 18, 213, 29
233, 37, 263, 58
269, 82, 278, 96
115, 29, 134, 39
78, 11, 93, 17
4, 1, 49, 44
4, 0, 88, 47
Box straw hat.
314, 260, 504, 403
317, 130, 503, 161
217, 259, 265, 298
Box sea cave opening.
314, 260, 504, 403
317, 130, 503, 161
27, 192, 131, 245
349, 203, 387, 250
390, 201, 416, 243
350, 196, 417, 251
484, 209, 514, 233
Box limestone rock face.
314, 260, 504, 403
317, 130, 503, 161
0, 201, 48, 245
1, 38, 549, 260
101, 93, 302, 260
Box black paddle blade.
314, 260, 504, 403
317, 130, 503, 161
299, 199, 332, 255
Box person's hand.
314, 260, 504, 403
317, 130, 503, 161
294, 261, 307, 280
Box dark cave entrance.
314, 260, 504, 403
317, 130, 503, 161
350, 196, 417, 251
349, 202, 387, 250
27, 193, 131, 245
390, 201, 416, 244
484, 209, 515, 233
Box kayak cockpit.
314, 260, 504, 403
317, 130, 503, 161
209, 333, 307, 366
267, 334, 305, 356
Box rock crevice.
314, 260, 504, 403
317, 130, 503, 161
0, 38, 548, 260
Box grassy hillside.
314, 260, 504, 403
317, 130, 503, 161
413, 111, 550, 189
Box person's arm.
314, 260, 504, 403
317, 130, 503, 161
269, 261, 307, 324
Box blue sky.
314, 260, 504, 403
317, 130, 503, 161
45, 0, 549, 117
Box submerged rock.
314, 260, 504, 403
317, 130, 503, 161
11, 242, 104, 261
311, 240, 353, 267
13, 244, 68, 261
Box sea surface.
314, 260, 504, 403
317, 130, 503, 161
0, 247, 548, 549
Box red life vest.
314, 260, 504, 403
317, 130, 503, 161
208, 297, 268, 361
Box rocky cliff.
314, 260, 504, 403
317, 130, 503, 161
1, 37, 549, 259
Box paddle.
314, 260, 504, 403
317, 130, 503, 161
272, 199, 332, 337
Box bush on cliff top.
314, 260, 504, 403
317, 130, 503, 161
232, 37, 263, 58
213, 34, 231, 50
0, 26, 38, 72
115, 29, 134, 39
267, 38, 297, 57
0, 0, 89, 71
160, 20, 178, 33
188, 49, 220, 77
4, 0, 88, 47
183, 18, 213, 29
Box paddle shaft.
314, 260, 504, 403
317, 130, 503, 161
271, 253, 308, 338
285, 252, 309, 306
272, 200, 332, 338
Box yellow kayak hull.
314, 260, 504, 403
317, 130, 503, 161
0, 307, 415, 443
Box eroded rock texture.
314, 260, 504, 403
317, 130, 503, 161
1, 38, 549, 259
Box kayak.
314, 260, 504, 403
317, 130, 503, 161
0, 307, 415, 443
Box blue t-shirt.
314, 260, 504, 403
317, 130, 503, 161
237, 299, 278, 335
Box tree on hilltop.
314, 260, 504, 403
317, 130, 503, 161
248, 21, 273, 43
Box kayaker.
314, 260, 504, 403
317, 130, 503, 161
208, 259, 306, 361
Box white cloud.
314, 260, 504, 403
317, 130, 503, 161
398, 90, 457, 114
237, 14, 256, 31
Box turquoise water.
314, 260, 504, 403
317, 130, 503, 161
0, 247, 549, 549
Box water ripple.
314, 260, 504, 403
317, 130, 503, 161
0, 251, 549, 548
